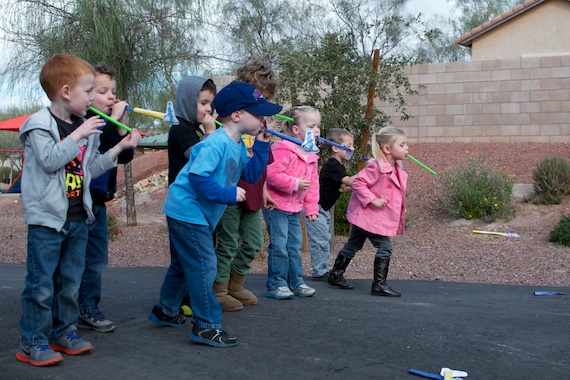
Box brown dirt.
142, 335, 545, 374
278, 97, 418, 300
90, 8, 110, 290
1, 143, 569, 287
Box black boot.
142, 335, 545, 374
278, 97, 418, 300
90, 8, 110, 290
327, 255, 354, 289
371, 257, 401, 297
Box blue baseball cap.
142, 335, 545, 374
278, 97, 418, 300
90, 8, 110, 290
213, 82, 283, 117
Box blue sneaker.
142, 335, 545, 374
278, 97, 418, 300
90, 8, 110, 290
265, 286, 294, 299
16, 344, 63, 366
148, 305, 186, 327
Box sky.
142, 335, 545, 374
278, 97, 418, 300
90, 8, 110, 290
0, 0, 457, 112
406, 0, 456, 19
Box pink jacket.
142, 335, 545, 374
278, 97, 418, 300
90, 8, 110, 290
266, 140, 319, 216
346, 157, 407, 236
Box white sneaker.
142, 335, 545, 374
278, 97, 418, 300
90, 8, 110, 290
265, 286, 294, 299
293, 284, 316, 297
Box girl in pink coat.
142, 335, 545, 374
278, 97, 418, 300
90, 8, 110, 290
328, 127, 408, 297
263, 106, 320, 300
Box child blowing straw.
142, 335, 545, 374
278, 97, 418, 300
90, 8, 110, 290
148, 82, 282, 347
264, 106, 321, 299
328, 126, 408, 297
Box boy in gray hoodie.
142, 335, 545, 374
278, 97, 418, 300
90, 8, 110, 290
16, 54, 140, 367
167, 76, 217, 185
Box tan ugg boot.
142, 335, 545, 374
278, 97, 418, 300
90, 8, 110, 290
228, 270, 258, 306
213, 281, 243, 311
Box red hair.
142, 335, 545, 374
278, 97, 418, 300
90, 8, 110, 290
40, 54, 95, 100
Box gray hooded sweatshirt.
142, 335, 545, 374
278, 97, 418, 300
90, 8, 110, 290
168, 76, 211, 185
19, 107, 116, 231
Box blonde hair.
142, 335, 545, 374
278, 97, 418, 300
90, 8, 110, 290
40, 54, 95, 101
236, 55, 279, 100
371, 126, 406, 162
283, 106, 319, 136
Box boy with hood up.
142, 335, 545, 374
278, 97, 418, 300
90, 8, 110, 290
168, 76, 217, 185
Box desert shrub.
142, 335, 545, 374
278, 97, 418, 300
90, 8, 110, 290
549, 214, 570, 247
531, 156, 570, 205
107, 207, 121, 242
437, 156, 515, 222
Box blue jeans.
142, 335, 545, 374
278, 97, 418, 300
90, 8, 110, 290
157, 217, 222, 330
305, 205, 331, 277
339, 224, 393, 259
20, 221, 88, 346
263, 208, 304, 291
79, 204, 108, 315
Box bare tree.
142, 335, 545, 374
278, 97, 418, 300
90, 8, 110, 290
0, 0, 209, 225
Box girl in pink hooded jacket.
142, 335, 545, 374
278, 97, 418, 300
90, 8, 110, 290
263, 106, 320, 300
328, 127, 408, 297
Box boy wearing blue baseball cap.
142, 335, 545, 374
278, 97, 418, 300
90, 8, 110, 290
148, 82, 282, 347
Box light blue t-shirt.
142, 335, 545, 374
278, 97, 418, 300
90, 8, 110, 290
163, 127, 268, 232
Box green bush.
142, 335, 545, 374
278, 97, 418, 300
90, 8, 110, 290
531, 156, 570, 205
549, 214, 570, 247
333, 191, 351, 236
437, 156, 515, 222
107, 207, 121, 242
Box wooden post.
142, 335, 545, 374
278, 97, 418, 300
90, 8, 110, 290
358, 49, 381, 171
125, 162, 137, 226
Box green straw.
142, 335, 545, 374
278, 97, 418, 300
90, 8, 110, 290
407, 154, 436, 175
274, 114, 294, 122
87, 106, 149, 136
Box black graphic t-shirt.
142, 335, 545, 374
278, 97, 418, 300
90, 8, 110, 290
53, 113, 87, 222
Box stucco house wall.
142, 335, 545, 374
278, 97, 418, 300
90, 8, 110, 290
471, 0, 570, 61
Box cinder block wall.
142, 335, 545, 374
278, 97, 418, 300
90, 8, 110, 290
377, 55, 570, 143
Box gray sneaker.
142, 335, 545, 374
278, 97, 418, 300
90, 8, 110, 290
265, 286, 294, 300
293, 284, 316, 297
77, 311, 116, 332
16, 344, 63, 366
49, 332, 93, 355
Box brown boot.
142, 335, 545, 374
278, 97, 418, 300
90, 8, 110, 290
228, 269, 258, 306
213, 281, 243, 311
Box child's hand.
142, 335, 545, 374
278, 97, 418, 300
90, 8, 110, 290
263, 192, 277, 210
202, 114, 216, 135
306, 214, 318, 222
236, 187, 246, 203
298, 176, 311, 191
111, 100, 129, 132
256, 127, 271, 142
71, 116, 105, 141
370, 198, 387, 208
117, 129, 142, 150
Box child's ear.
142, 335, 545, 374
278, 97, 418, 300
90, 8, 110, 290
230, 110, 241, 122
291, 124, 300, 137
381, 144, 391, 155
60, 84, 71, 101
